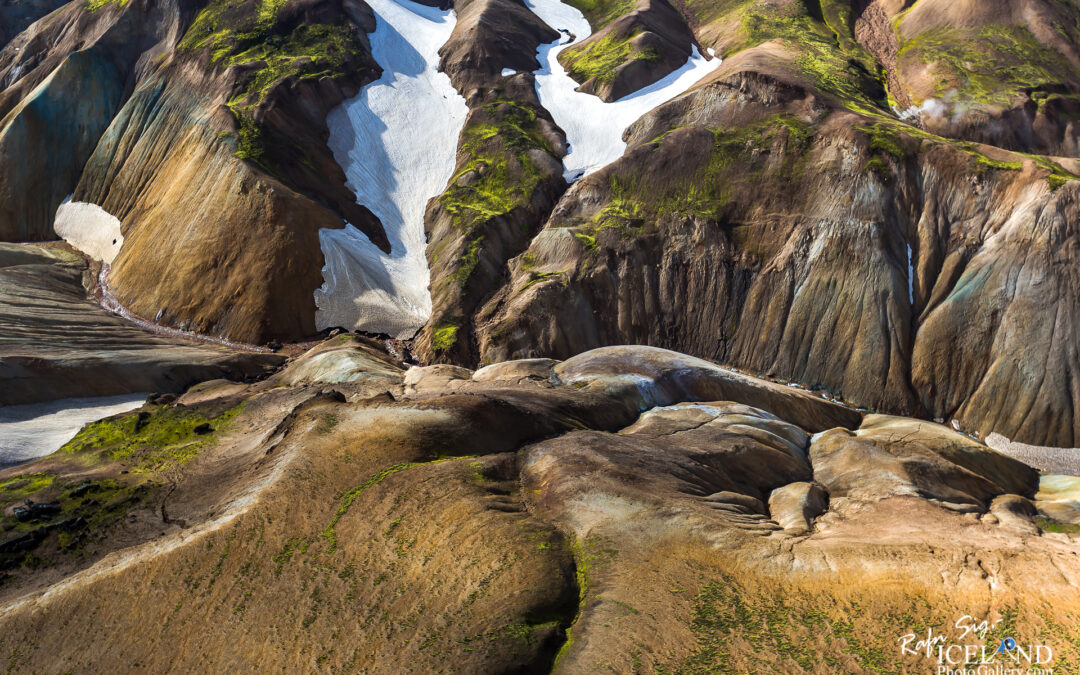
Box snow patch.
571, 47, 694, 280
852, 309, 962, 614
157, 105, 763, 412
986, 432, 1080, 477
525, 0, 722, 180
316, 0, 468, 338
53, 197, 124, 264
906, 242, 914, 305
0, 394, 147, 467
501, 68, 517, 76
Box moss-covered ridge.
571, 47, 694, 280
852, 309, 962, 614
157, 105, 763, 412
564, 0, 637, 31
178, 0, 370, 165
0, 473, 151, 579
897, 23, 1080, 108
61, 401, 245, 471
551, 105, 1078, 272
738, 1, 886, 108
427, 97, 557, 356
0, 401, 245, 580
441, 98, 555, 237
562, 30, 660, 86
574, 114, 814, 243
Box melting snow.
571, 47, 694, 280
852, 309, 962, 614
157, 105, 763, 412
524, 0, 722, 180
906, 242, 914, 305
316, 0, 468, 338
53, 196, 124, 264
0, 394, 146, 467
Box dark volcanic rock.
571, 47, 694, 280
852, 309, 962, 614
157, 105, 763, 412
439, 0, 558, 94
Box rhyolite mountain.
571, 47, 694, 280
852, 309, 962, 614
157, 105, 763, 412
4, 0, 1080, 448
3, 0, 1080, 671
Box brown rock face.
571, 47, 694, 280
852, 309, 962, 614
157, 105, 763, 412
473, 61, 1080, 446
438, 0, 557, 92
0, 0, 162, 243
413, 0, 566, 363
0, 0, 382, 344
868, 0, 1080, 156
81, 67, 349, 342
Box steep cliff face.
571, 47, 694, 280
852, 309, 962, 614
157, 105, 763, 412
859, 0, 1080, 156
476, 65, 1080, 446
442, 0, 1080, 447
0, 47, 123, 242
0, 0, 181, 242
0, 0, 382, 343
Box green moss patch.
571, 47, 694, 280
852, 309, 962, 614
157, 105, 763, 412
586, 114, 814, 238
60, 403, 244, 471
431, 323, 460, 353
851, 107, 1079, 189
562, 31, 658, 86
897, 24, 1079, 107
1035, 516, 1080, 534
0, 476, 150, 575
441, 100, 552, 231
179, 0, 366, 164
84, 0, 131, 12
438, 98, 554, 290
563, 0, 636, 30
739, 3, 885, 107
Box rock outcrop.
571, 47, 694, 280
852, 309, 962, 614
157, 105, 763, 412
413, 0, 567, 363
872, 0, 1080, 156
1, 343, 1076, 673
474, 47, 1080, 446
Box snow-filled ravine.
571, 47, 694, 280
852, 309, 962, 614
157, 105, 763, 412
316, 0, 468, 338
523, 0, 723, 180
0, 394, 147, 468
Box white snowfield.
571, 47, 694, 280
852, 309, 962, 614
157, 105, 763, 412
524, 0, 722, 180
53, 197, 124, 264
316, 0, 468, 338
0, 394, 146, 467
